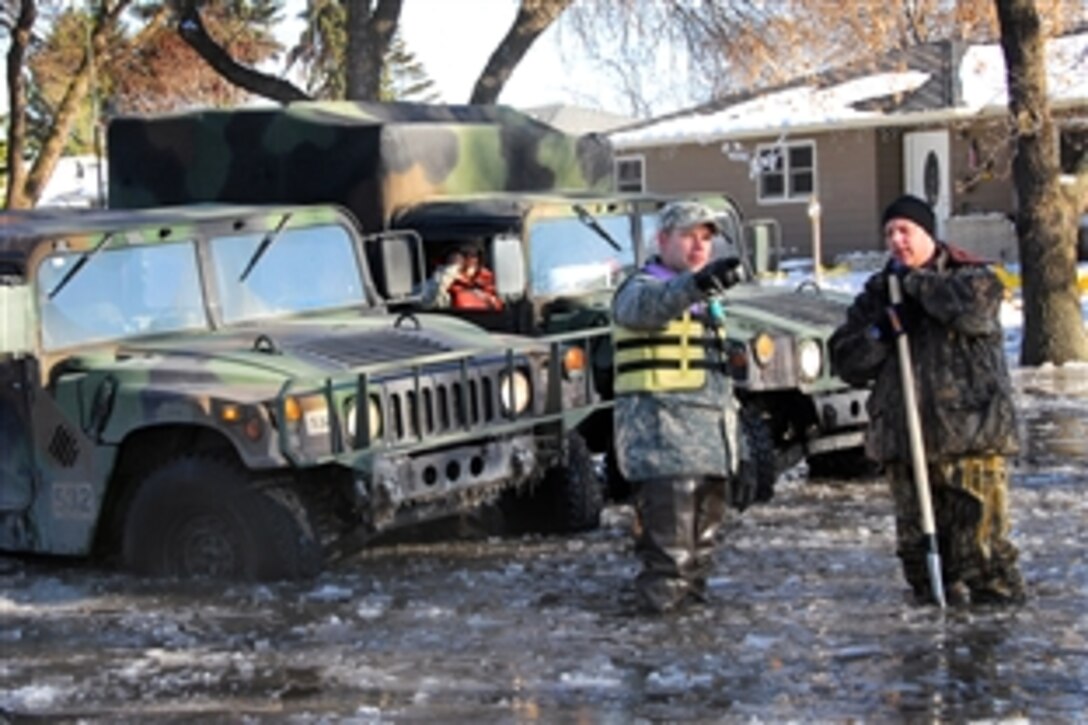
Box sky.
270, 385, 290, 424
275, 0, 688, 117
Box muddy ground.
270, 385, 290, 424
2, 365, 1087, 722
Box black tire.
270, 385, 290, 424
739, 408, 777, 506
122, 455, 323, 581
501, 431, 604, 534
807, 448, 882, 480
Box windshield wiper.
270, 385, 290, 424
47, 232, 115, 300
238, 213, 292, 282
572, 204, 622, 252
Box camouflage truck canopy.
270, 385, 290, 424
107, 102, 614, 234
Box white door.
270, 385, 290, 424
903, 130, 951, 239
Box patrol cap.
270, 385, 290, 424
658, 200, 721, 234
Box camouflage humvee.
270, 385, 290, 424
377, 191, 871, 496
0, 204, 607, 579
106, 101, 870, 496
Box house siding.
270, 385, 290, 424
640, 130, 889, 262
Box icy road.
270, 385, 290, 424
2, 364, 1087, 722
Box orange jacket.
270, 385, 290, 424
448, 267, 503, 310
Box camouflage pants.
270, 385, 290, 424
633, 476, 727, 613
887, 456, 1025, 604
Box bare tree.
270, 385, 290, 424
4, 0, 36, 208
561, 0, 1085, 115
176, 0, 572, 104
5, 0, 132, 209
995, 0, 1088, 364
345, 0, 402, 100
470, 0, 573, 104
173, 0, 308, 102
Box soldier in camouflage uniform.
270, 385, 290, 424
829, 195, 1025, 606
612, 200, 745, 613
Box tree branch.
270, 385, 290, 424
173, 0, 309, 104
470, 0, 574, 105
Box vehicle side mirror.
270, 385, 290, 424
0, 281, 33, 355
363, 230, 424, 301
491, 234, 525, 298
745, 219, 782, 275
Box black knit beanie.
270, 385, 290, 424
882, 195, 936, 238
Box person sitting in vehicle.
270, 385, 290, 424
420, 241, 504, 311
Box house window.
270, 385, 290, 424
615, 155, 645, 193
756, 141, 816, 203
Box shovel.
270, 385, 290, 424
888, 273, 946, 609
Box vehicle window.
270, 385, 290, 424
209, 224, 367, 324
529, 214, 636, 296
37, 241, 206, 351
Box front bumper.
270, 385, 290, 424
804, 387, 869, 455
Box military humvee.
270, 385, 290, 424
106, 101, 869, 496
0, 204, 607, 579
378, 191, 870, 495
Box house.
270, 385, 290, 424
609, 32, 1088, 264
37, 155, 108, 208
521, 103, 634, 135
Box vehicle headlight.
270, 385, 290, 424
499, 369, 532, 414
562, 345, 586, 380
797, 338, 823, 382
752, 332, 776, 366
345, 396, 383, 441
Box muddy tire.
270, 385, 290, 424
500, 431, 604, 534
122, 455, 323, 581
738, 408, 777, 506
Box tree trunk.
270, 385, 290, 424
5, 0, 36, 209
345, 0, 402, 101
995, 0, 1088, 365
470, 0, 573, 105
14, 0, 133, 208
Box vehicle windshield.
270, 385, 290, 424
37, 240, 207, 351
209, 223, 367, 324
529, 213, 636, 296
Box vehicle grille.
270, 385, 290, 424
378, 364, 512, 444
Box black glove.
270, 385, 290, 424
694, 256, 744, 293
868, 300, 921, 342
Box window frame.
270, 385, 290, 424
755, 140, 817, 205
614, 154, 646, 193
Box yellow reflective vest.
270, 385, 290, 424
613, 312, 727, 394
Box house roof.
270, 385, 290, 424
521, 104, 634, 135
611, 32, 1088, 150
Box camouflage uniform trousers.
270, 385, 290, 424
633, 476, 728, 613
887, 455, 1026, 605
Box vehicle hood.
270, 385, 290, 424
722, 284, 854, 339
99, 314, 513, 386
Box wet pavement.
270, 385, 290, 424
2, 366, 1087, 722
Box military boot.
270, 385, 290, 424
634, 478, 698, 614
691, 476, 727, 602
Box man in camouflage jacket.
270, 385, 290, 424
829, 195, 1025, 606
612, 200, 745, 613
